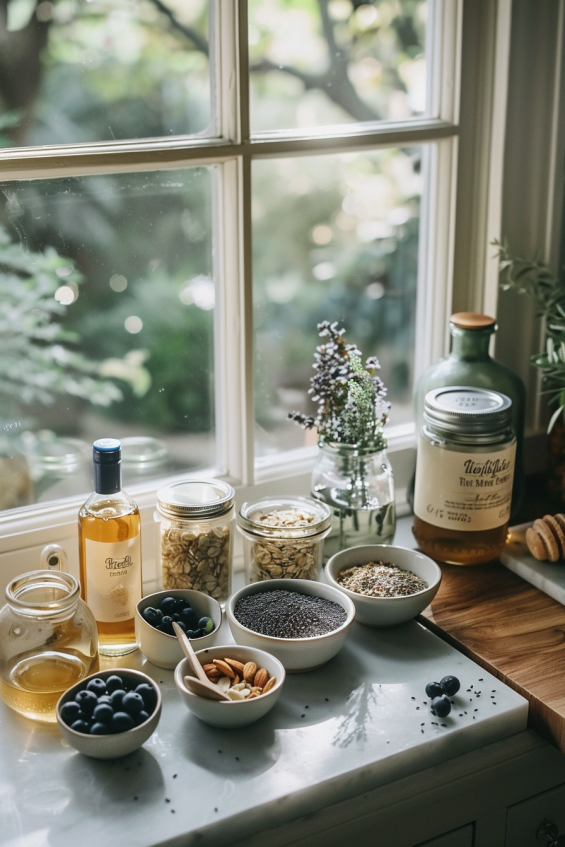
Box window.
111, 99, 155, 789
0, 0, 504, 568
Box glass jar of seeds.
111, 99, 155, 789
237, 496, 332, 584
155, 480, 235, 602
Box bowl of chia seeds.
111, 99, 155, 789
325, 545, 442, 627
226, 579, 355, 672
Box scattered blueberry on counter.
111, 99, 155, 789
424, 675, 460, 718
60, 674, 158, 736
141, 596, 215, 638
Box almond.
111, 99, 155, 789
202, 663, 217, 674
224, 658, 245, 673
230, 674, 240, 687
254, 668, 269, 689
262, 676, 277, 694
243, 662, 257, 683
213, 659, 235, 678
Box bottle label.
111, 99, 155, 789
414, 438, 516, 531
85, 535, 141, 623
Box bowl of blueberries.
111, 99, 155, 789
56, 668, 161, 759
136, 589, 222, 669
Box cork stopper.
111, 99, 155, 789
450, 312, 496, 330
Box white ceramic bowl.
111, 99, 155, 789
325, 544, 442, 626
174, 644, 285, 728
56, 668, 162, 759
226, 579, 355, 672
136, 589, 222, 669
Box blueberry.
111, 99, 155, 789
175, 620, 187, 633
440, 675, 460, 696
75, 690, 97, 715
93, 703, 114, 723
112, 711, 134, 733
425, 681, 445, 699
160, 597, 177, 616
180, 607, 199, 629
198, 616, 214, 634
142, 607, 161, 627
110, 689, 126, 709
172, 613, 181, 622
86, 678, 107, 696
186, 630, 196, 639
97, 695, 112, 706
156, 625, 167, 633
60, 701, 82, 725
161, 615, 174, 634
135, 683, 157, 713
70, 720, 91, 734
106, 674, 124, 693
122, 692, 144, 716
192, 628, 204, 639
431, 695, 452, 718
90, 722, 110, 735
136, 710, 150, 726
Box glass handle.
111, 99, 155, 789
40, 544, 67, 572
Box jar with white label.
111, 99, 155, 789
412, 387, 516, 565
155, 480, 235, 601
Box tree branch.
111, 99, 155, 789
147, 0, 209, 56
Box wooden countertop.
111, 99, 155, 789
420, 560, 565, 752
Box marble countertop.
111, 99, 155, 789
0, 610, 528, 847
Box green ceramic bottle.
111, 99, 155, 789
409, 312, 525, 517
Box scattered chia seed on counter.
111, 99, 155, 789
234, 589, 347, 637
337, 562, 428, 597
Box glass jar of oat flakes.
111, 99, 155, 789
155, 480, 235, 602
237, 496, 332, 584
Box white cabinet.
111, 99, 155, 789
505, 784, 565, 846
417, 826, 474, 847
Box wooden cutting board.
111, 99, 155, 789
419, 559, 565, 752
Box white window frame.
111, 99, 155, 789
0, 0, 516, 583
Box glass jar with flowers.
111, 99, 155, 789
289, 322, 395, 560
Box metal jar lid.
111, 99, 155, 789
238, 496, 332, 539
156, 480, 235, 519
423, 387, 512, 435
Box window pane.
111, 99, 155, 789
0, 168, 215, 512
0, 0, 211, 149
253, 147, 422, 457
249, 0, 427, 133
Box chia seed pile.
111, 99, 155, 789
234, 589, 347, 638
337, 561, 428, 597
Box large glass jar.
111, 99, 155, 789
0, 570, 99, 723
155, 480, 235, 602
413, 387, 516, 565
312, 443, 396, 561
410, 312, 525, 516
238, 496, 331, 584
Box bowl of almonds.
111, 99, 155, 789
174, 645, 285, 728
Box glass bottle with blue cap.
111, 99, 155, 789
79, 439, 142, 655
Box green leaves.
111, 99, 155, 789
0, 224, 123, 412
495, 239, 565, 430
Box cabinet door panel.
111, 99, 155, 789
506, 783, 565, 846
417, 824, 474, 847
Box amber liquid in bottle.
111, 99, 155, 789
412, 515, 509, 566
79, 499, 141, 655
79, 439, 142, 656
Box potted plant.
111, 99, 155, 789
495, 239, 565, 498
289, 321, 395, 559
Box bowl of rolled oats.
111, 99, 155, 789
237, 496, 332, 584
325, 545, 441, 627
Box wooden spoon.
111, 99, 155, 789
172, 621, 230, 702
183, 675, 231, 702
